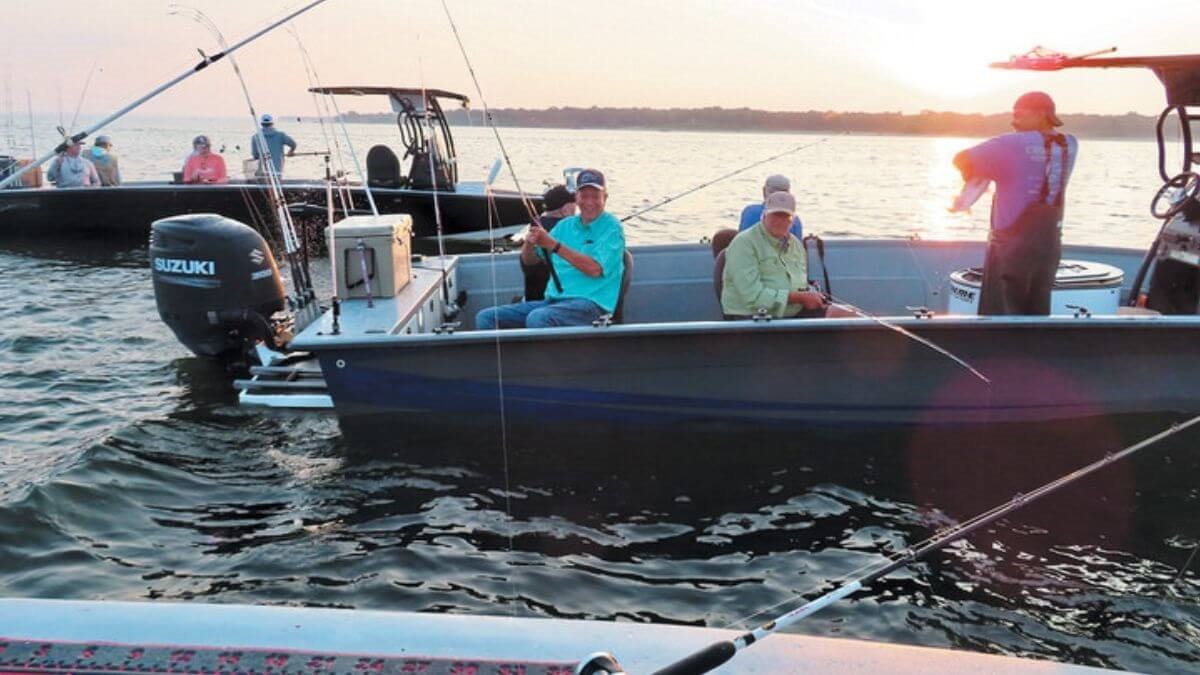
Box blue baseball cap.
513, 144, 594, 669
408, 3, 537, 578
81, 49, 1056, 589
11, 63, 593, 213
260, 113, 274, 126
576, 168, 606, 191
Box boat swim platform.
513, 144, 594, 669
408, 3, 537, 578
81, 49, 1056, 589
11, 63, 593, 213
0, 598, 1121, 674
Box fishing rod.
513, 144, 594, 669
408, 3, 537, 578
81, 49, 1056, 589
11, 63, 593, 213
827, 292, 990, 384
441, 0, 563, 294
652, 412, 1200, 675
440, 1, 542, 227
171, 5, 313, 301
621, 137, 832, 223
287, 24, 354, 218
67, 61, 99, 136
25, 90, 36, 158
0, 0, 330, 190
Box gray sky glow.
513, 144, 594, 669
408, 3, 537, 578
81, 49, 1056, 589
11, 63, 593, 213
3, 0, 1196, 120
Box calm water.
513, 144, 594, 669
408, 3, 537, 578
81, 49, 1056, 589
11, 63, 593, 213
2, 123, 1199, 672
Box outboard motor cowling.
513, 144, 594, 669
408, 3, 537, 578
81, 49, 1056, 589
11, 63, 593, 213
151, 213, 286, 360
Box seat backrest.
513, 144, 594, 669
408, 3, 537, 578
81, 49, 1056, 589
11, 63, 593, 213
612, 249, 635, 323
713, 249, 728, 304
366, 145, 402, 188
711, 228, 738, 258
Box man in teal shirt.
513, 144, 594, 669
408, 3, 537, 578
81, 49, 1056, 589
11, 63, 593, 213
476, 168, 626, 329
721, 191, 831, 319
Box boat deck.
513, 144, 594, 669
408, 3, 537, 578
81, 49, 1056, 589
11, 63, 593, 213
0, 599, 1121, 674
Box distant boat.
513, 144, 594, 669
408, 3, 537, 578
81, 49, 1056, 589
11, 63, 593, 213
0, 87, 537, 245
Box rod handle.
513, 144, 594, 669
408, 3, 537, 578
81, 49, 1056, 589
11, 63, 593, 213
649, 641, 736, 675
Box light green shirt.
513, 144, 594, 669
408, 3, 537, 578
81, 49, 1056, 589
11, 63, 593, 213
721, 221, 809, 317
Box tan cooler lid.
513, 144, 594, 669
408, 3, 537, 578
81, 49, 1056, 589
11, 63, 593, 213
331, 214, 413, 239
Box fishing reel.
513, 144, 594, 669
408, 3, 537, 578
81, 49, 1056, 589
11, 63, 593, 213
1151, 171, 1200, 220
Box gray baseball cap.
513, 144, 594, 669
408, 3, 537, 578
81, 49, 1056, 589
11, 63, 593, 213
764, 174, 791, 194
763, 191, 796, 215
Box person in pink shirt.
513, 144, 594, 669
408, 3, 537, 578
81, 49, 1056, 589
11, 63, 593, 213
182, 135, 228, 184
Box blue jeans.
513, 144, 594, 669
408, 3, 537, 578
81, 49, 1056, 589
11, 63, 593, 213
475, 297, 605, 330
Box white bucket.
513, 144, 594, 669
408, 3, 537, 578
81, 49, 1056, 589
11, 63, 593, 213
948, 259, 1124, 315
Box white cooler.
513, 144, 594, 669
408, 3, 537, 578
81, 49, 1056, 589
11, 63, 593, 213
948, 259, 1124, 315
329, 215, 413, 299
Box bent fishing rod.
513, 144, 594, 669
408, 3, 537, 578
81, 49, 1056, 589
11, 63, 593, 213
621, 137, 833, 223
650, 412, 1200, 675
0, 0, 331, 190
800, 234, 990, 384
441, 0, 563, 295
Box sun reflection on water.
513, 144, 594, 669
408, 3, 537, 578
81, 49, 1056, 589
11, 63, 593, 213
915, 137, 993, 241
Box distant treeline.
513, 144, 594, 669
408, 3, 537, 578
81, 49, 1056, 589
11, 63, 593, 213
333, 107, 1160, 139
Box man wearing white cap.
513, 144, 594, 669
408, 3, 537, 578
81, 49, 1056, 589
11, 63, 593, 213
250, 113, 297, 176
722, 191, 830, 319
47, 139, 101, 188
738, 173, 802, 238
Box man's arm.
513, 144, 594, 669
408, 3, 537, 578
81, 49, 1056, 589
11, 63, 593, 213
535, 227, 608, 278
284, 133, 297, 155
520, 226, 544, 266
952, 150, 974, 180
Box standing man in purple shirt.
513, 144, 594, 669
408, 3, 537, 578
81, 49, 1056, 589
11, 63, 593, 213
953, 92, 1078, 315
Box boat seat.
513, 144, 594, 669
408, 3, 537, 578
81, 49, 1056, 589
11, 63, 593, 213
366, 145, 403, 188
713, 249, 727, 303
711, 228, 738, 258
612, 249, 635, 323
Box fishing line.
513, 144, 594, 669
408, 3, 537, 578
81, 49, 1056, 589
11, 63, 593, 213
825, 291, 991, 385
665, 413, 1200, 675
620, 137, 833, 223
441, 0, 528, 617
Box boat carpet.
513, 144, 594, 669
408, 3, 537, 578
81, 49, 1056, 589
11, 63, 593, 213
0, 638, 576, 675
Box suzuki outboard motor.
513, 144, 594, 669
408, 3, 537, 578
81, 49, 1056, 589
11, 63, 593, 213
151, 213, 286, 360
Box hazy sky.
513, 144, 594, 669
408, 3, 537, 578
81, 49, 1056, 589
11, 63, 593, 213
3, 0, 1196, 120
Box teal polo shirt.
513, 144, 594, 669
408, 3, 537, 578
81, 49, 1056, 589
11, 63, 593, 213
546, 211, 626, 312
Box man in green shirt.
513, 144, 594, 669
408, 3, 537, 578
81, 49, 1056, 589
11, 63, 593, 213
721, 191, 830, 319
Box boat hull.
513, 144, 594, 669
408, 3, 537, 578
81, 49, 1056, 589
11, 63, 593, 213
0, 182, 534, 245
306, 317, 1200, 452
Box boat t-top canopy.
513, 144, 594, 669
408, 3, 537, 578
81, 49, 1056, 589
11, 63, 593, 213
309, 86, 470, 113
993, 49, 1200, 179
992, 50, 1200, 106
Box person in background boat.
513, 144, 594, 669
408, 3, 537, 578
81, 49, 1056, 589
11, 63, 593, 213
722, 191, 835, 319
250, 113, 296, 177
89, 136, 121, 186
738, 173, 802, 238
46, 139, 101, 188
182, 135, 229, 184
476, 168, 625, 329
953, 91, 1078, 315
521, 184, 577, 301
